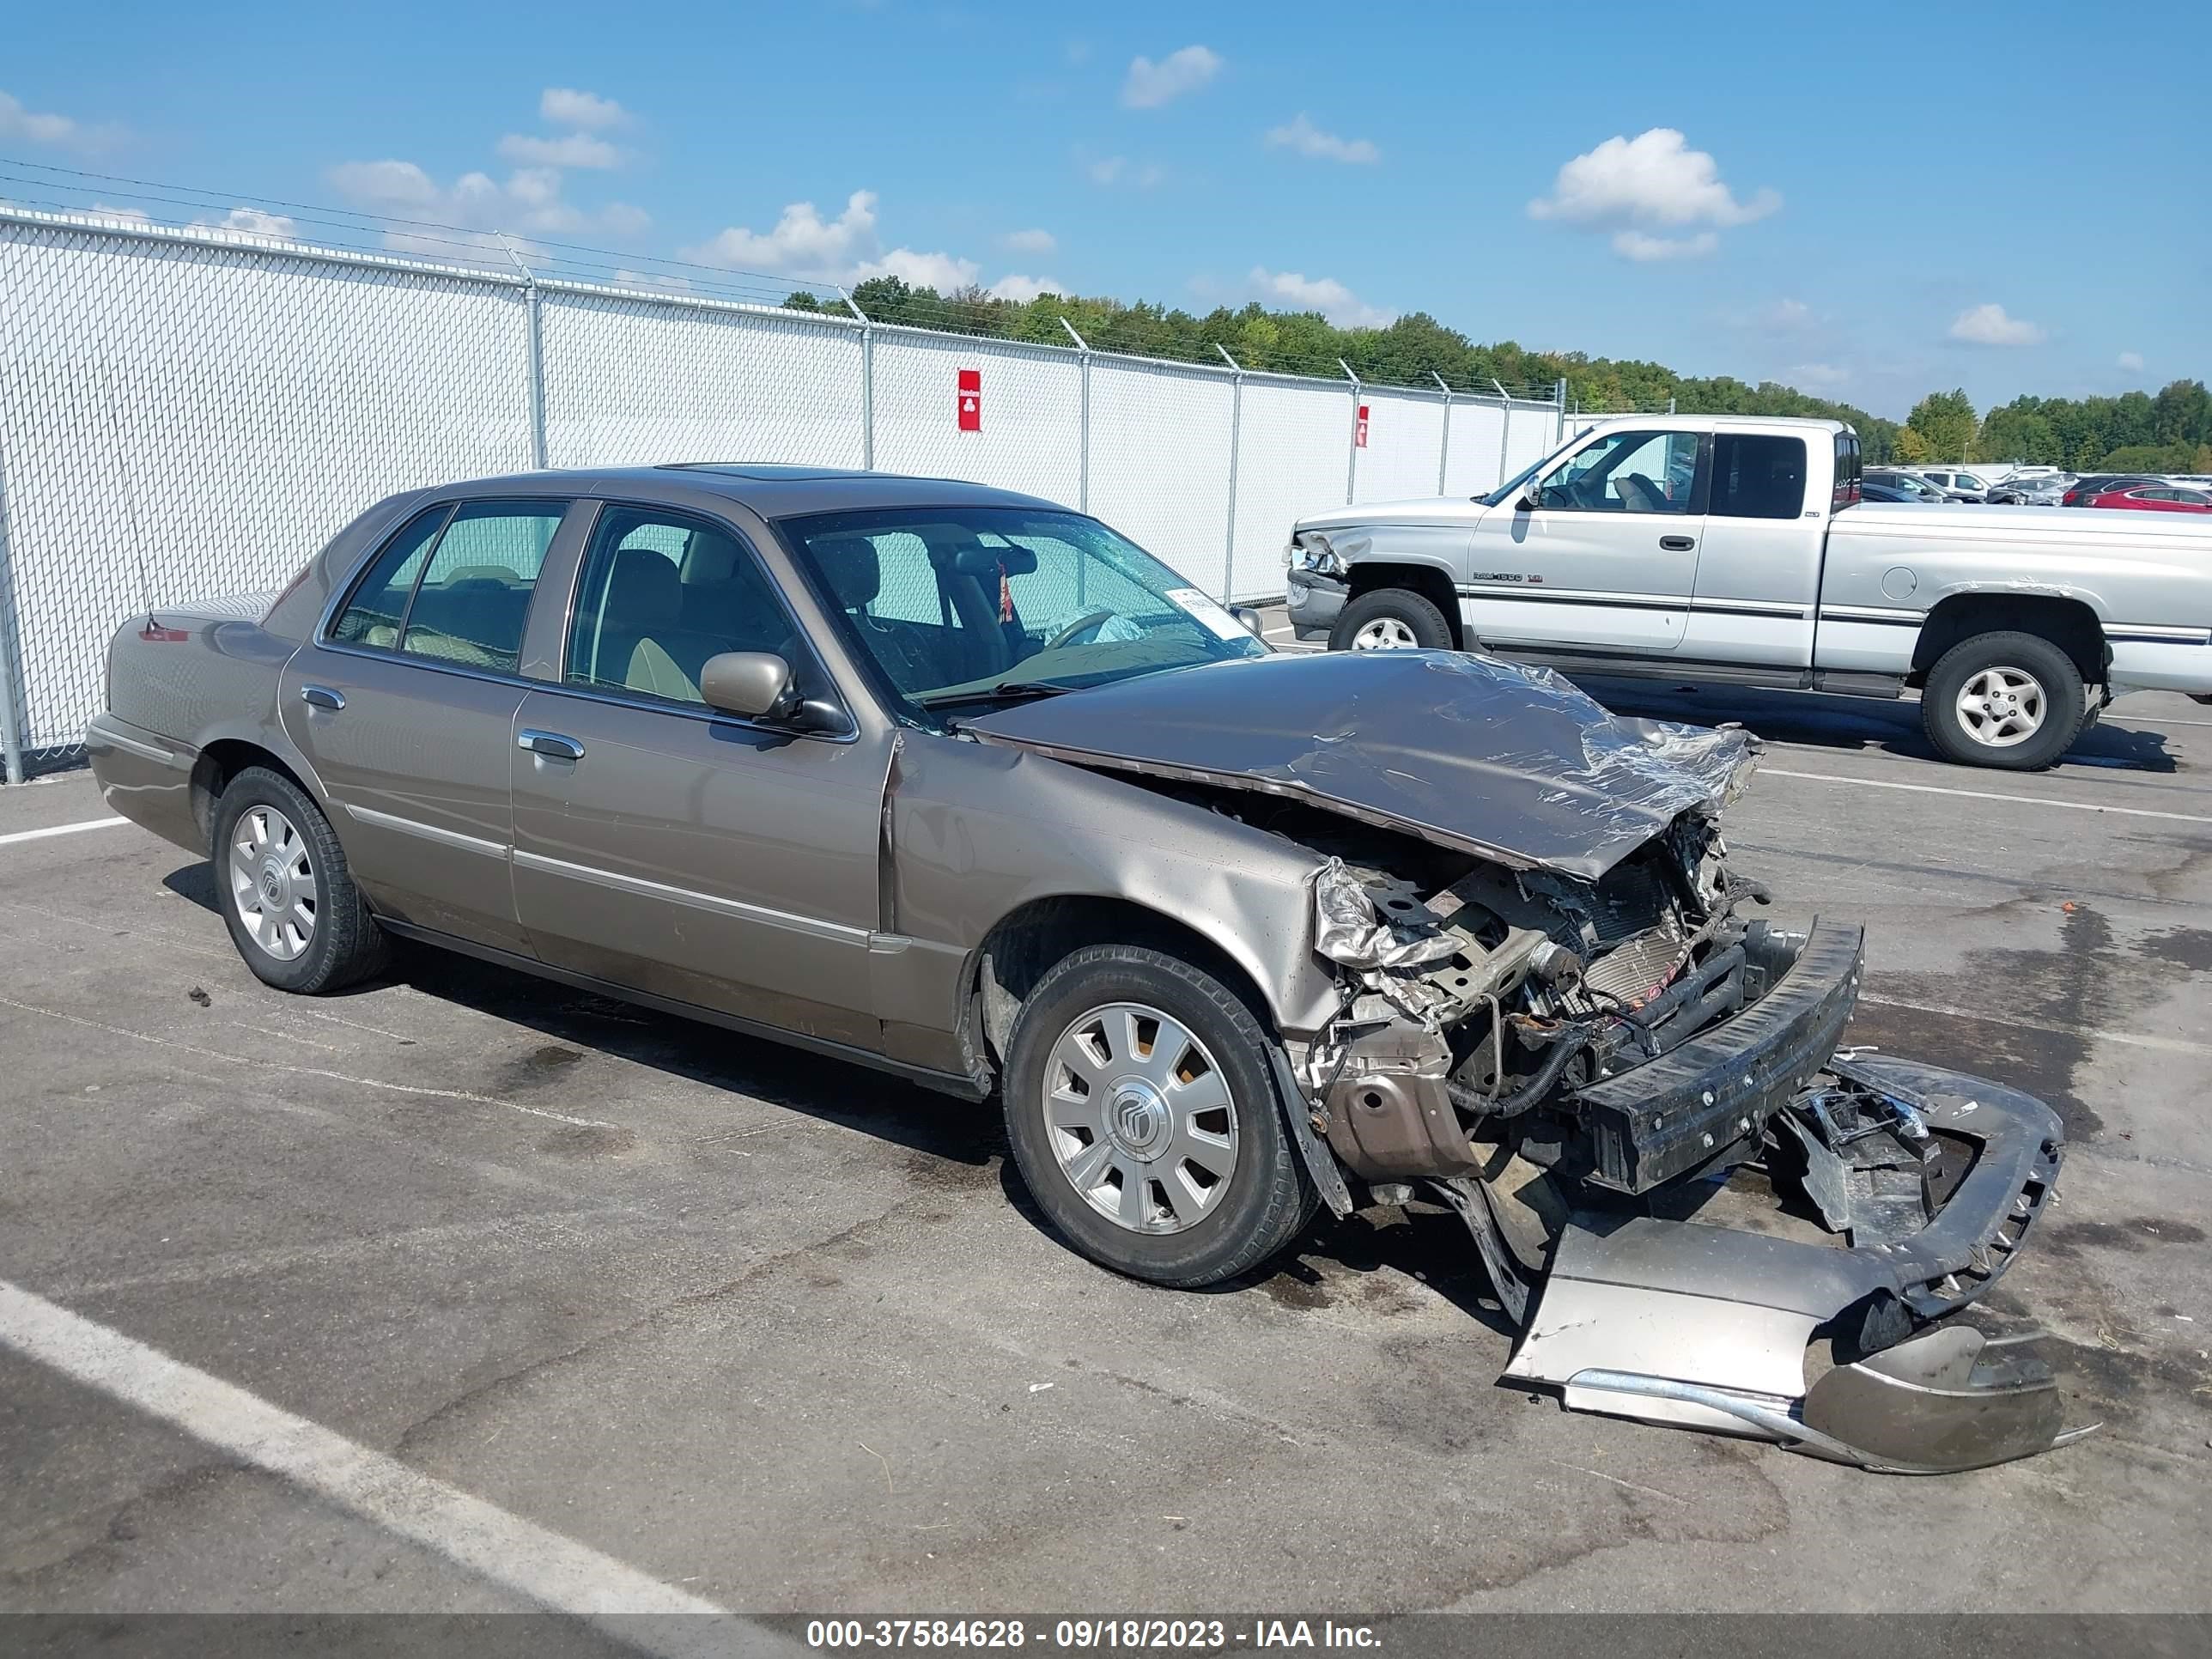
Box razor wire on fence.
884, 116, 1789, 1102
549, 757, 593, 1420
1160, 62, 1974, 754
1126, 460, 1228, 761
0, 198, 1590, 781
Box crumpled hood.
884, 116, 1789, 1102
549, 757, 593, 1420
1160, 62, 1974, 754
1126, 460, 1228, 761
964, 649, 1759, 881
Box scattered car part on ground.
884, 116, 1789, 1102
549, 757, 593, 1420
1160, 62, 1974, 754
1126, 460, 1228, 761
88, 465, 2093, 1473
1285, 415, 2212, 771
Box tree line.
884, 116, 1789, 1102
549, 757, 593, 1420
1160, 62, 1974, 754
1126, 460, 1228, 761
788, 278, 2207, 473
785, 278, 1903, 459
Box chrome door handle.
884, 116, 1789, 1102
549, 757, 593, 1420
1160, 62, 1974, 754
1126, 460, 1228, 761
1658, 534, 1696, 552
518, 729, 585, 761
300, 685, 346, 711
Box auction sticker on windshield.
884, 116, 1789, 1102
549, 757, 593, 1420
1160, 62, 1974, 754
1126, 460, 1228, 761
1164, 587, 1248, 641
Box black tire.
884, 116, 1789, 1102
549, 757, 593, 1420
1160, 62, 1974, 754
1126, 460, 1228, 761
212, 766, 391, 993
1328, 586, 1455, 653
1002, 945, 1317, 1289
1919, 631, 2087, 771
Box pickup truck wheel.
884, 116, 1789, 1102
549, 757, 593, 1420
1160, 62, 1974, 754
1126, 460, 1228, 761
1002, 945, 1316, 1289
214, 767, 391, 994
1920, 632, 2086, 771
1330, 587, 1453, 653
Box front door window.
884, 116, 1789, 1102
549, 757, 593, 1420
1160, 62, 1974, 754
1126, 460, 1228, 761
1538, 430, 1703, 514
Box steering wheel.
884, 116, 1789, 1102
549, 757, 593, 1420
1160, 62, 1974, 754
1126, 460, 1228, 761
1042, 608, 1115, 651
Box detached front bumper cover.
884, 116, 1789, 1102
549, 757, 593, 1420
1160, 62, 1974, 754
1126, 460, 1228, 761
1502, 1055, 2094, 1474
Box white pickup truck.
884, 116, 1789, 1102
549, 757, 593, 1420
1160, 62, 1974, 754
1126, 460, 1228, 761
1285, 414, 2212, 769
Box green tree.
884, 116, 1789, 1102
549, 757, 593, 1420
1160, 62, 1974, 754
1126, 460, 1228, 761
1905, 390, 1977, 462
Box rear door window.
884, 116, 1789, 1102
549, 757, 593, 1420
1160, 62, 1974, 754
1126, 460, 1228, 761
1711, 434, 1808, 520
395, 502, 566, 672
330, 506, 451, 647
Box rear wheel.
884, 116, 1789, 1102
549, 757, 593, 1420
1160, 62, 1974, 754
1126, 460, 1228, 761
214, 766, 390, 993
1329, 586, 1454, 653
1002, 945, 1316, 1288
1920, 631, 2086, 771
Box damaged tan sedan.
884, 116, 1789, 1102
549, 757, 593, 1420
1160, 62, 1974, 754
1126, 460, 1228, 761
89, 466, 2091, 1473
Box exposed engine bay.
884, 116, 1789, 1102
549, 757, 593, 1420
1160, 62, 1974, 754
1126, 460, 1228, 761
1159, 781, 2089, 1475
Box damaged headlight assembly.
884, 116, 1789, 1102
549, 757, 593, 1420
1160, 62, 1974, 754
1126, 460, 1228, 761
1296, 820, 2094, 1475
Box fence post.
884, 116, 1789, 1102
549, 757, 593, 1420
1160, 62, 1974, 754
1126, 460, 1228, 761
1490, 379, 1512, 490
497, 236, 549, 469
1339, 358, 1361, 504
1431, 372, 1453, 495
841, 289, 873, 470
1217, 344, 1243, 603
1060, 317, 1091, 513
1555, 378, 1568, 445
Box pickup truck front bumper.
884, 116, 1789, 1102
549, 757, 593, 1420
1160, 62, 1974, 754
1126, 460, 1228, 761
1284, 568, 1346, 642
1501, 1056, 2087, 1473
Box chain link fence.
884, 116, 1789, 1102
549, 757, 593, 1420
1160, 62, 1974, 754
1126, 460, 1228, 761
0, 204, 1595, 781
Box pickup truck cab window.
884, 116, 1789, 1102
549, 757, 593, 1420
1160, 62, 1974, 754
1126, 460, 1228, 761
1536, 429, 1703, 514
1711, 434, 1808, 520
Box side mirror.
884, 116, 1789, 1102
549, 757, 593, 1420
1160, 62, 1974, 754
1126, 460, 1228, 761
1516, 486, 1544, 513
698, 651, 796, 720
1231, 605, 1266, 638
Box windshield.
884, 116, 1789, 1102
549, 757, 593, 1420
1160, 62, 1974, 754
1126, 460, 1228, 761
777, 506, 1266, 718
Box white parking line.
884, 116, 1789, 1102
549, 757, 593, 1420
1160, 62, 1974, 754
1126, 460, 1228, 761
0, 815, 127, 848
1762, 768, 2212, 826
0, 1278, 777, 1650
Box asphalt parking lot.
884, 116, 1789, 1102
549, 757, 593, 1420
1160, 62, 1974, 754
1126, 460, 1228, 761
3, 668, 2210, 1622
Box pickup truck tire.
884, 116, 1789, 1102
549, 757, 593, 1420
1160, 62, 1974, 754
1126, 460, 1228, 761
1330, 587, 1454, 653
213, 766, 391, 994
1920, 632, 2086, 771
1003, 945, 1317, 1289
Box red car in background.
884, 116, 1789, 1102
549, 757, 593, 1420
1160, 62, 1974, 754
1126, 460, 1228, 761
2085, 484, 2212, 514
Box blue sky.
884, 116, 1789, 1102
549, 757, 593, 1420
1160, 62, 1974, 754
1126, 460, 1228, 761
3, 0, 2207, 418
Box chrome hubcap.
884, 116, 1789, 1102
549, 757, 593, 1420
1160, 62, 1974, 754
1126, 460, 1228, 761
1043, 1002, 1238, 1235
1351, 617, 1419, 651
1956, 666, 2046, 748
229, 805, 317, 960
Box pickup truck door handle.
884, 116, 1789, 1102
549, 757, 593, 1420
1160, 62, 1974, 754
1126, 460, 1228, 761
517, 729, 586, 761
299, 685, 345, 711
1658, 534, 1697, 552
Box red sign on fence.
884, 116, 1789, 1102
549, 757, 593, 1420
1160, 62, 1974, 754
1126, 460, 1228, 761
1355, 404, 1370, 448
957, 368, 981, 432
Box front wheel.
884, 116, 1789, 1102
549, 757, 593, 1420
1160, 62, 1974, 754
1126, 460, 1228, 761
1328, 586, 1454, 653
1002, 945, 1316, 1288
1919, 631, 2087, 771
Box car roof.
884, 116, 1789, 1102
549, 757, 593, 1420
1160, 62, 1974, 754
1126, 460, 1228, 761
422, 464, 1071, 520
1581, 413, 1850, 436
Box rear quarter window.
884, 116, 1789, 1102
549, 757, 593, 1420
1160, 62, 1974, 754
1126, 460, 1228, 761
1711, 434, 1808, 520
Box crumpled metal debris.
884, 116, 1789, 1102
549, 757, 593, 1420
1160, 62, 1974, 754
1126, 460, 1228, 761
1312, 857, 1458, 969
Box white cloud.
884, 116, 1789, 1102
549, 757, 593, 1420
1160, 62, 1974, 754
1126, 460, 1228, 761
1786, 362, 1850, 387
681, 189, 983, 293
540, 88, 629, 131
1249, 266, 1395, 329
1612, 228, 1717, 262
1264, 112, 1378, 165
327, 158, 648, 251
1087, 155, 1163, 188
1531, 129, 1778, 260
1001, 227, 1057, 254
683, 190, 880, 274
1756, 298, 1816, 331
0, 88, 123, 151
199, 206, 297, 238
2118, 350, 2145, 371
496, 131, 622, 169
989, 273, 1065, 303
1948, 303, 2045, 347
1121, 45, 1221, 109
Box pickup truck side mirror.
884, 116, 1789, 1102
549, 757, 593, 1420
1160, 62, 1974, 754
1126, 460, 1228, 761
1515, 487, 1543, 513
1231, 605, 1266, 638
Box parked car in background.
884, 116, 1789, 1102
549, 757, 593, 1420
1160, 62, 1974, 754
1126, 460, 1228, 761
1864, 469, 1958, 503
1859, 479, 1930, 503
2063, 473, 2164, 506
1989, 473, 2069, 506
1906, 469, 1992, 502
2087, 484, 2212, 514
1285, 414, 2212, 770
83, 462, 2089, 1474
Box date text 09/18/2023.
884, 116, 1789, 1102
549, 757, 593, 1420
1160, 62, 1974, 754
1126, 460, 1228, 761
804, 1620, 1382, 1650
